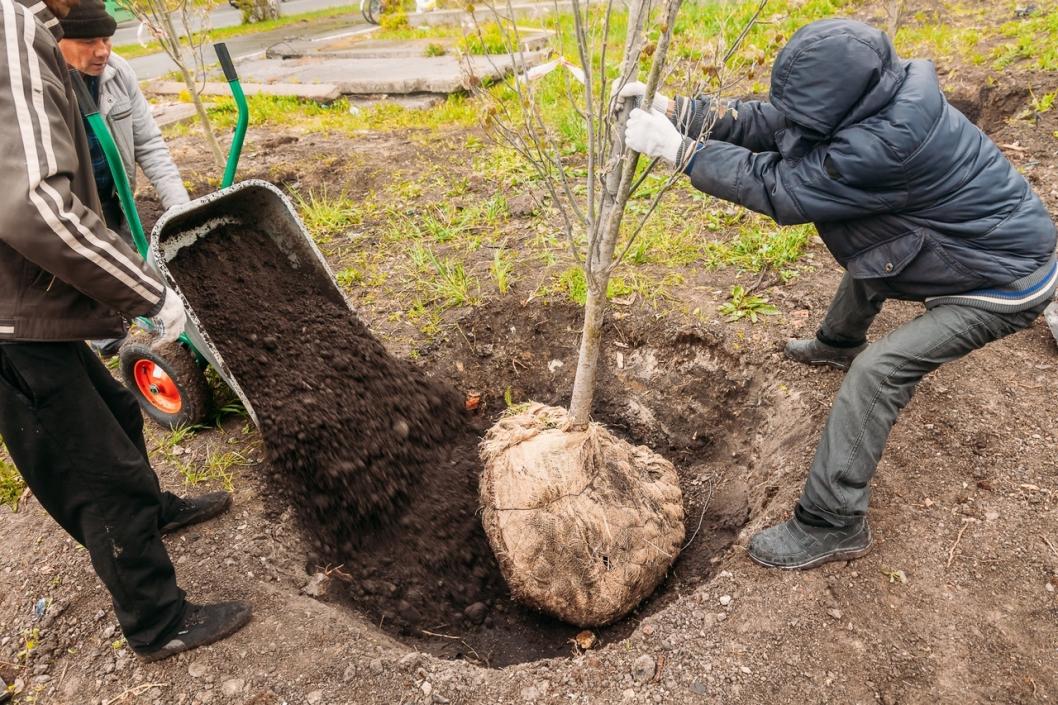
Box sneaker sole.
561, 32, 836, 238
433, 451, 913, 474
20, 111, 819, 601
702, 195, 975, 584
748, 534, 874, 571
784, 351, 854, 370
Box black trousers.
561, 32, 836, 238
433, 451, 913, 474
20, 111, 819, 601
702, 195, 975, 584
0, 341, 185, 649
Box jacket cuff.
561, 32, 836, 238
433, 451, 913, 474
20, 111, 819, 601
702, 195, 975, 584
145, 288, 166, 318
685, 141, 742, 203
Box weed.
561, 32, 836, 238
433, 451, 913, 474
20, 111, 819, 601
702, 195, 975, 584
705, 222, 813, 274
423, 250, 478, 307
491, 248, 515, 294
293, 188, 361, 244
379, 11, 409, 30
0, 440, 24, 511
719, 285, 779, 323
424, 42, 447, 57
336, 267, 364, 288
178, 449, 246, 492
156, 424, 200, 454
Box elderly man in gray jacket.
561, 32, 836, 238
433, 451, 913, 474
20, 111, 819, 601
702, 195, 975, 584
58, 0, 189, 234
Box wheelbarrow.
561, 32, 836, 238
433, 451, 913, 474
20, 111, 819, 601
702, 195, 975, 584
71, 44, 336, 429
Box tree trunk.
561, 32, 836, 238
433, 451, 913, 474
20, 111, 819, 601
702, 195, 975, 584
162, 12, 225, 167
568, 0, 683, 427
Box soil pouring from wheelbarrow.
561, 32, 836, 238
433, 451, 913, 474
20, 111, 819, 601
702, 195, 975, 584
148, 179, 349, 429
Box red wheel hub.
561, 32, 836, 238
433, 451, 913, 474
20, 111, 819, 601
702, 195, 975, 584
133, 360, 183, 414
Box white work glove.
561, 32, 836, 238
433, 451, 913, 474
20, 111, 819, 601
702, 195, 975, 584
151, 287, 187, 345
625, 107, 688, 165
612, 79, 670, 113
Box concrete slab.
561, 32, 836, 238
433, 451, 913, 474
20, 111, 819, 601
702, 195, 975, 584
150, 102, 200, 128
233, 50, 547, 95
266, 28, 551, 60
145, 80, 342, 102
407, 1, 573, 27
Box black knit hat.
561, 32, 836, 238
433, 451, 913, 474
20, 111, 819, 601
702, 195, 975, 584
59, 0, 118, 39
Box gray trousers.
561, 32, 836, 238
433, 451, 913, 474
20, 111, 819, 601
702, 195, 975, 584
798, 273, 1047, 527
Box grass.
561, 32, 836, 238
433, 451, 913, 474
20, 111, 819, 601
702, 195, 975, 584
293, 188, 362, 244
0, 449, 24, 512
176, 448, 245, 492
992, 8, 1058, 71
719, 285, 779, 323
113, 4, 361, 60
490, 248, 515, 294
174, 93, 480, 136
705, 222, 814, 276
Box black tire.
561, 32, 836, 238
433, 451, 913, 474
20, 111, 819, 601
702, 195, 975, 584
362, 0, 381, 24
119, 338, 211, 430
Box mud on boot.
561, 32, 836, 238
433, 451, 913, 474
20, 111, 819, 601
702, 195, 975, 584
748, 516, 872, 569
784, 337, 867, 370
135, 601, 252, 662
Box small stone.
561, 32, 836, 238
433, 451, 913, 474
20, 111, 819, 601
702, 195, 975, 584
398, 651, 423, 671
220, 679, 245, 696
306, 690, 323, 705
342, 664, 357, 682
368, 658, 384, 675
984, 511, 1000, 521
632, 654, 656, 683
739, 666, 751, 675
188, 661, 207, 679
421, 681, 433, 697
827, 608, 843, 620
718, 595, 732, 607
690, 680, 708, 695
463, 602, 488, 625
1046, 582, 1055, 593
302, 573, 329, 597
622, 688, 636, 701
432, 695, 450, 705
101, 625, 116, 640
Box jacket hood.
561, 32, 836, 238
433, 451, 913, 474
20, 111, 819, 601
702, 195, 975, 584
770, 19, 904, 135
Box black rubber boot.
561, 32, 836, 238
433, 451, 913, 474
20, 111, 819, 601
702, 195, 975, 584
748, 516, 872, 569
784, 337, 867, 370
135, 601, 252, 663
160, 492, 232, 535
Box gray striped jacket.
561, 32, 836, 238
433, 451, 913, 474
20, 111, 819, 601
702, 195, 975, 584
97, 52, 189, 210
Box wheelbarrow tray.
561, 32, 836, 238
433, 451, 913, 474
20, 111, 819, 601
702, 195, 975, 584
149, 179, 347, 428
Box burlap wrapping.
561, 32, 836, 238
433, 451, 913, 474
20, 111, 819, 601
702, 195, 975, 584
480, 403, 684, 626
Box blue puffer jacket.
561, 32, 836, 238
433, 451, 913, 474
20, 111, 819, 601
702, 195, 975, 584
675, 19, 1057, 309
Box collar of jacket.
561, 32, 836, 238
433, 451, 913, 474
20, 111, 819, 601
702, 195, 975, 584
16, 0, 63, 39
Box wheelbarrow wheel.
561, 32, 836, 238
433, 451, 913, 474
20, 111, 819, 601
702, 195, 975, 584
120, 338, 211, 430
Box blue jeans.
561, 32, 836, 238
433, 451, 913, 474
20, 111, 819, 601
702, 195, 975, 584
798, 273, 1048, 527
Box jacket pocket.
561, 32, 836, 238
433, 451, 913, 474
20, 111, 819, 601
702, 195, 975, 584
845, 229, 988, 296
0, 349, 36, 407
845, 230, 925, 279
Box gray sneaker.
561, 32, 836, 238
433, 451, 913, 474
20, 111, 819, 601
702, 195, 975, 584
748, 516, 872, 569
785, 337, 867, 370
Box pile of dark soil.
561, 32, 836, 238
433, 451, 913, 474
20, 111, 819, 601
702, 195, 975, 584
169, 225, 578, 664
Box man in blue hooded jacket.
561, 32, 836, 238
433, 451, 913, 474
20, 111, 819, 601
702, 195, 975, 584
623, 18, 1057, 569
